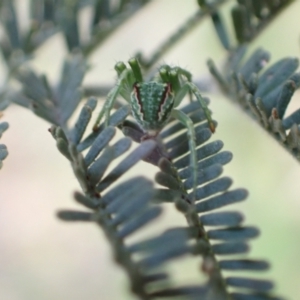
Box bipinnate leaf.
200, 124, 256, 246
209, 46, 300, 162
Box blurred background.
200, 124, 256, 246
0, 0, 300, 299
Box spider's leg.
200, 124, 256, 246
159, 64, 172, 73
172, 78, 215, 133
185, 81, 215, 132
115, 61, 135, 102
173, 66, 192, 82
128, 57, 143, 83
173, 67, 193, 102
158, 66, 171, 83
93, 68, 131, 131
171, 109, 197, 204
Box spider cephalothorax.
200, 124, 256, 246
94, 58, 215, 202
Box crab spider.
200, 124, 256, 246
94, 58, 215, 203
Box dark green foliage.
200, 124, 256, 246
204, 0, 300, 162
0, 0, 296, 299
231, 293, 283, 300
0, 0, 152, 116
212, 242, 249, 255
0, 121, 9, 168
0, 121, 9, 138
219, 259, 269, 270
200, 211, 244, 226
211, 10, 230, 49
7, 55, 86, 126
84, 126, 116, 166
208, 227, 260, 240
77, 106, 131, 151
196, 188, 248, 212
195, 176, 233, 200
50, 91, 279, 298
226, 277, 273, 291
230, 0, 293, 44
174, 139, 225, 169
87, 137, 131, 185
209, 47, 300, 161
70, 97, 97, 144
57, 210, 92, 221
52, 99, 202, 298
121, 98, 279, 299
0, 0, 151, 58
0, 144, 8, 161
50, 103, 156, 198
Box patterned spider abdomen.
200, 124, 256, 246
131, 82, 174, 135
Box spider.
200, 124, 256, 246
93, 58, 215, 203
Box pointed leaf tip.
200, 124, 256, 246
57, 210, 93, 222
96, 140, 157, 192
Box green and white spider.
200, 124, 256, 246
94, 58, 215, 203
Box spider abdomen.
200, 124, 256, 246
131, 81, 174, 134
